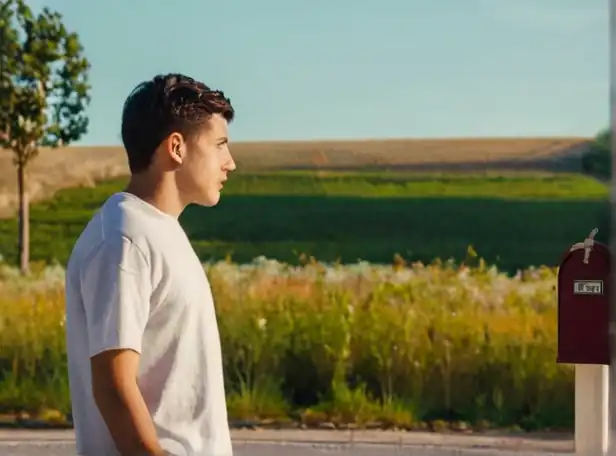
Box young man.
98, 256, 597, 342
65, 73, 236, 456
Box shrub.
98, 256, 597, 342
582, 129, 611, 179
0, 257, 572, 430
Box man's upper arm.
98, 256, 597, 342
80, 236, 152, 358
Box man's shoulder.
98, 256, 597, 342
67, 196, 152, 269
82, 192, 175, 244
67, 193, 189, 282
68, 228, 150, 275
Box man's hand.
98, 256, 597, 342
91, 349, 164, 456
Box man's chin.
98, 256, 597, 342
194, 192, 221, 208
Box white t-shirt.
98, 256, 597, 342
65, 192, 232, 456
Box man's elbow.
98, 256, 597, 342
92, 376, 124, 413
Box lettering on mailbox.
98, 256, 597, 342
573, 280, 603, 295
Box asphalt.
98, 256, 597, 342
0, 429, 573, 456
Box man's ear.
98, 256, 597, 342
167, 132, 185, 165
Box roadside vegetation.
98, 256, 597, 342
0, 257, 571, 431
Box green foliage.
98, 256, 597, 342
0, 0, 91, 161
582, 128, 611, 179
0, 172, 608, 272
0, 0, 91, 273
0, 259, 572, 430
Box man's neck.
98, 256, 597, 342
124, 174, 185, 218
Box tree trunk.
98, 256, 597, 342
17, 163, 29, 275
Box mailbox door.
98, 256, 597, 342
557, 242, 610, 365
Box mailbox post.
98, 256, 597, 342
610, 0, 616, 454
558, 229, 610, 456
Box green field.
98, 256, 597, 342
0, 171, 609, 272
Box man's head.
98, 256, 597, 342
121, 73, 236, 207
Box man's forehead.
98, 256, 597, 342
207, 113, 228, 137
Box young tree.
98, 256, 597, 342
0, 0, 91, 274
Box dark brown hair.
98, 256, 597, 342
120, 73, 234, 174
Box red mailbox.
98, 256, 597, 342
557, 229, 610, 365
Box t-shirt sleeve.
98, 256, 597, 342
79, 236, 152, 358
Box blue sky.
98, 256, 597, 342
34, 0, 608, 144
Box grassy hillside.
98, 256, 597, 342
0, 171, 607, 272
0, 137, 590, 216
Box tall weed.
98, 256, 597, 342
0, 257, 572, 429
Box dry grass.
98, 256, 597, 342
0, 259, 573, 429
0, 137, 590, 217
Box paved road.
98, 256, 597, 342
0, 429, 573, 456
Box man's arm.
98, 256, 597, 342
91, 349, 164, 456
81, 237, 164, 455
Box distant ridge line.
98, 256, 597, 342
0, 136, 595, 217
